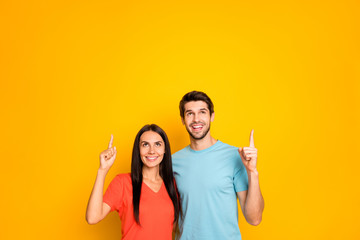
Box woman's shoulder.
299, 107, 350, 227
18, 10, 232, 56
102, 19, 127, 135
113, 173, 131, 184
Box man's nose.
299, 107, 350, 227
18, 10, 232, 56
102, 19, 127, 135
193, 113, 200, 122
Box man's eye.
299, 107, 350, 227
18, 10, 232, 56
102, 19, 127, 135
187, 112, 193, 116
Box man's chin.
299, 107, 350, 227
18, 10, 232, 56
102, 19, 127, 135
187, 128, 210, 140
190, 133, 206, 140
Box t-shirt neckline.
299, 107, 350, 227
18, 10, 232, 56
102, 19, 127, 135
142, 180, 164, 194
187, 140, 221, 154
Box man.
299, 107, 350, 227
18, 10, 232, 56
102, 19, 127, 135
172, 91, 264, 240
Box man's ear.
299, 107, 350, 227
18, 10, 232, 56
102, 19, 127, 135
181, 117, 185, 125
210, 112, 215, 122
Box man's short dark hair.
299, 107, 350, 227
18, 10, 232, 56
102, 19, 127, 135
179, 91, 214, 118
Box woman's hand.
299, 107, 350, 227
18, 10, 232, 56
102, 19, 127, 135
86, 135, 114, 224
99, 135, 117, 171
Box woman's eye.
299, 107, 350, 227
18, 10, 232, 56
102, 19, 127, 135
155, 142, 162, 147
142, 143, 148, 147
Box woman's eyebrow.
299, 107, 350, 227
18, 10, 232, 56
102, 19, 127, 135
140, 140, 163, 143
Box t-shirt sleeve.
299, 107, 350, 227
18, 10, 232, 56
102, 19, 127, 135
103, 175, 124, 212
233, 153, 249, 192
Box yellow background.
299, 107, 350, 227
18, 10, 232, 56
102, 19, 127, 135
1, 0, 359, 239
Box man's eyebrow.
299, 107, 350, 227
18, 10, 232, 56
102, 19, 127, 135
185, 108, 208, 112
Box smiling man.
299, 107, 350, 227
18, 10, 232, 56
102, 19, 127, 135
172, 91, 264, 240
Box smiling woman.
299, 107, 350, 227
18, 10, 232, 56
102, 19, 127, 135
139, 131, 165, 169
86, 124, 180, 240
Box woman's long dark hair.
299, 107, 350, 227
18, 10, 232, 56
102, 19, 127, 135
131, 124, 179, 225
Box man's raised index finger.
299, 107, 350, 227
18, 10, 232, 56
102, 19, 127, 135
108, 134, 114, 149
249, 130, 255, 147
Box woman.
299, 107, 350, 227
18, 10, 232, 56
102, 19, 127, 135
86, 124, 179, 240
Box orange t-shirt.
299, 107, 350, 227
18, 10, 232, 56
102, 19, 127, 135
103, 173, 174, 240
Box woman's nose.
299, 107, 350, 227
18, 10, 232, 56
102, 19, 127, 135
148, 145, 155, 154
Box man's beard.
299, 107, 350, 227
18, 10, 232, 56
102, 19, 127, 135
186, 123, 211, 140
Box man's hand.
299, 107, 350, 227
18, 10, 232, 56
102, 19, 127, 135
238, 130, 258, 173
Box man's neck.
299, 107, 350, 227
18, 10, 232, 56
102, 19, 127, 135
189, 134, 217, 151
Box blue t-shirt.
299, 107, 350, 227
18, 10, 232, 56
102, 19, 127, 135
172, 140, 248, 240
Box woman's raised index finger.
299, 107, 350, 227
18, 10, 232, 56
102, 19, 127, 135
108, 134, 113, 149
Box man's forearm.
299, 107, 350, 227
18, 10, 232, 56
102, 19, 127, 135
244, 170, 264, 225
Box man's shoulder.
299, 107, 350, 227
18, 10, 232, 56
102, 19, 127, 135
172, 145, 190, 159
213, 141, 241, 162
216, 140, 238, 151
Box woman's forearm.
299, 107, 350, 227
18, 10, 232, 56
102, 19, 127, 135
86, 169, 108, 224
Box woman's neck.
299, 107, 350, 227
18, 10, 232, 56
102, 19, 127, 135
142, 166, 161, 182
